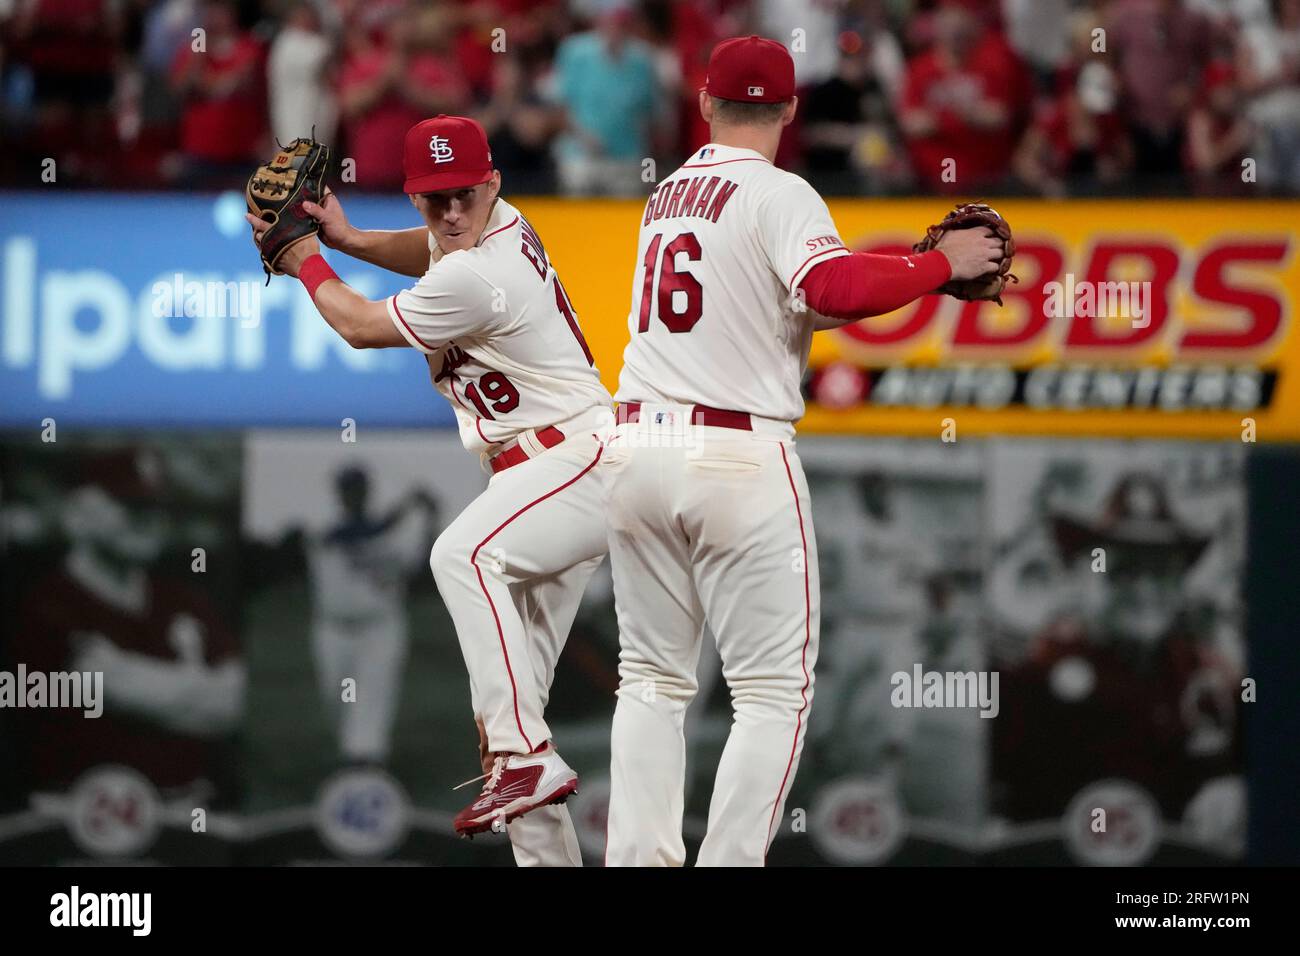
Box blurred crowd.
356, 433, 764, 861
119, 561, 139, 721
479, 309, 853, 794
1, 0, 1297, 196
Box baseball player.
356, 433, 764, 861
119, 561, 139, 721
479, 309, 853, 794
246, 115, 611, 866
306, 468, 436, 767
602, 36, 1005, 866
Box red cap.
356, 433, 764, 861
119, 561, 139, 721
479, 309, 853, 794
402, 115, 494, 194
704, 36, 795, 104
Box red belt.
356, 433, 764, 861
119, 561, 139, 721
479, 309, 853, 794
617, 402, 752, 431
488, 426, 565, 474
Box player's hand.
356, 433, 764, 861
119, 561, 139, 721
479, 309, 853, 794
935, 226, 1004, 282
246, 212, 319, 278
245, 210, 271, 249
302, 188, 354, 251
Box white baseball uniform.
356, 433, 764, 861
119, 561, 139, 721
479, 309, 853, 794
604, 143, 849, 866
307, 510, 426, 763
387, 198, 612, 867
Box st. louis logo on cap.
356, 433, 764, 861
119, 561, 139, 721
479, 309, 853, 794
429, 135, 455, 164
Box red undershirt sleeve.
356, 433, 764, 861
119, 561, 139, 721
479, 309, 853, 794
798, 249, 952, 320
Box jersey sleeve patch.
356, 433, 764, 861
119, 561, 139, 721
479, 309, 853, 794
789, 240, 852, 290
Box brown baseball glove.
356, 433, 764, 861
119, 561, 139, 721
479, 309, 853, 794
913, 201, 1019, 305
245, 136, 329, 280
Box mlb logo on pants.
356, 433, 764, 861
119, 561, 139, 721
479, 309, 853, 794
625, 404, 696, 449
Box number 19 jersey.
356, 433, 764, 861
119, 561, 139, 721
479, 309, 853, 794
386, 198, 610, 454
613, 144, 852, 423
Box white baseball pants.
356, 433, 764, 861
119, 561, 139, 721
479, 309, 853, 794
312, 613, 407, 763
429, 428, 608, 867
601, 409, 820, 867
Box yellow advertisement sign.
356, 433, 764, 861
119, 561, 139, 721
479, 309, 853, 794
519, 198, 1299, 441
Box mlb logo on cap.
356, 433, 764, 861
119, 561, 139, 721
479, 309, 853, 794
704, 36, 795, 104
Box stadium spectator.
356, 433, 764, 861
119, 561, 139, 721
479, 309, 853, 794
802, 25, 906, 194
337, 3, 470, 190
169, 0, 267, 187
1185, 61, 1255, 194
1106, 0, 1213, 190
9, 0, 122, 111
6, 0, 124, 183
1185, 0, 1273, 30
640, 0, 734, 159
1001, 0, 1072, 91
898, 1, 1025, 193
638, 0, 689, 162
1013, 13, 1132, 197
755, 0, 841, 88
137, 0, 199, 124
268, 1, 337, 147
551, 2, 661, 197
1238, 0, 1300, 192
0, 0, 1298, 198
479, 41, 563, 193
453, 0, 563, 103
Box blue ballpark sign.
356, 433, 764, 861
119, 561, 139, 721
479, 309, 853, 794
0, 192, 455, 428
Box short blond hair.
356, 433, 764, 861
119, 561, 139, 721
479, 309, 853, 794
709, 96, 789, 126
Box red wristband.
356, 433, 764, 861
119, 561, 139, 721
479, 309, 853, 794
298, 254, 339, 300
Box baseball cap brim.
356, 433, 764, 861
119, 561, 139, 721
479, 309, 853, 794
403, 168, 493, 194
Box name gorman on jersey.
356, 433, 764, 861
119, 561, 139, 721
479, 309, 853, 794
643, 176, 741, 225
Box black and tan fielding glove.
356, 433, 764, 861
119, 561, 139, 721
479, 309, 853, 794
246, 136, 329, 280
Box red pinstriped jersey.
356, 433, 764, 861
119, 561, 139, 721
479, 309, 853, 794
614, 144, 851, 422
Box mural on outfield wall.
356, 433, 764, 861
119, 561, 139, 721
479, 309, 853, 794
0, 432, 1247, 865
0, 435, 244, 863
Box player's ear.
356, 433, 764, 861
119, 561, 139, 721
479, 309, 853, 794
486, 170, 502, 200
782, 96, 798, 128
699, 89, 713, 124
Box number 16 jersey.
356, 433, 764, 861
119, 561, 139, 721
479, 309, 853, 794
614, 143, 852, 423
